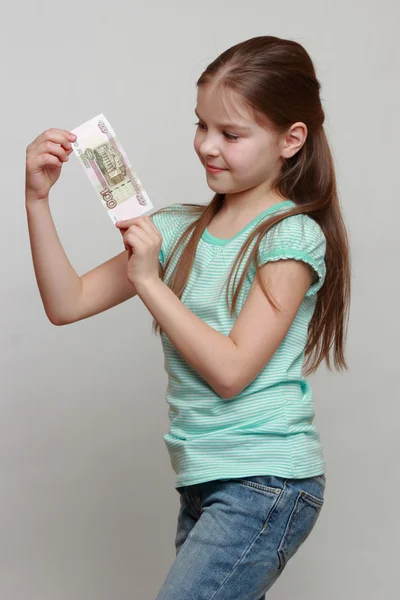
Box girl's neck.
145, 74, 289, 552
220, 191, 288, 219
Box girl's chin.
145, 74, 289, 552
207, 182, 228, 193
206, 175, 233, 193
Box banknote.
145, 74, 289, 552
71, 114, 153, 223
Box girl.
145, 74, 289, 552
25, 35, 350, 600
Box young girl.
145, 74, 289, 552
25, 35, 350, 600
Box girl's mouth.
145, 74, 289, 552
206, 164, 227, 174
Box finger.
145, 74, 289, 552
33, 153, 64, 170
28, 136, 72, 158
116, 219, 139, 229
29, 129, 76, 152
125, 226, 150, 245
33, 140, 70, 163
138, 216, 158, 234
115, 215, 152, 229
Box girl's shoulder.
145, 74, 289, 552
264, 210, 326, 247
257, 211, 327, 298
150, 202, 200, 227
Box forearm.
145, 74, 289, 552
135, 277, 238, 398
25, 195, 82, 325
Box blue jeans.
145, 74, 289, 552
155, 474, 326, 600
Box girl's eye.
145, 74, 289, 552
224, 132, 240, 141
194, 121, 240, 142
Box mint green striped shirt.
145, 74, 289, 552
150, 200, 327, 488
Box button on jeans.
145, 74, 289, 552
155, 474, 326, 600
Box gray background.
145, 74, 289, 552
1, 0, 398, 598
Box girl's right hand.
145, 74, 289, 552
25, 128, 77, 202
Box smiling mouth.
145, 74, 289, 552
206, 164, 227, 171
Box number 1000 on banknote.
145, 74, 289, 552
71, 114, 154, 223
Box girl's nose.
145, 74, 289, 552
199, 130, 221, 154
200, 139, 220, 158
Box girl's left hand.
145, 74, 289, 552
115, 216, 162, 287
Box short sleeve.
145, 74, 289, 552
258, 214, 327, 297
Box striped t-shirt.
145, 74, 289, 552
150, 200, 327, 488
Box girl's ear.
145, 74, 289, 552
282, 122, 308, 158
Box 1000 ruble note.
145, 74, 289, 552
71, 114, 153, 223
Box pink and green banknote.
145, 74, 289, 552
71, 114, 153, 223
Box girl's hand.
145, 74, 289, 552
25, 129, 77, 202
115, 216, 162, 287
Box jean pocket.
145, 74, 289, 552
235, 477, 283, 496
277, 489, 324, 571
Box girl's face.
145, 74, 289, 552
193, 83, 285, 197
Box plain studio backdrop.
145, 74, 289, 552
1, 1, 398, 599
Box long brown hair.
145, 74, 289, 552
152, 35, 351, 375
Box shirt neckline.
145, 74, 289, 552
201, 199, 295, 246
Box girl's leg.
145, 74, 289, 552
174, 486, 199, 556
158, 475, 325, 600
174, 485, 265, 600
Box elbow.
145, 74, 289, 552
216, 360, 242, 400
218, 342, 243, 400
220, 386, 239, 401
47, 312, 69, 326
219, 367, 249, 399
218, 375, 240, 401
49, 317, 65, 326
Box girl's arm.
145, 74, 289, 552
26, 199, 141, 325
25, 128, 142, 326
135, 258, 312, 400
135, 277, 238, 399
